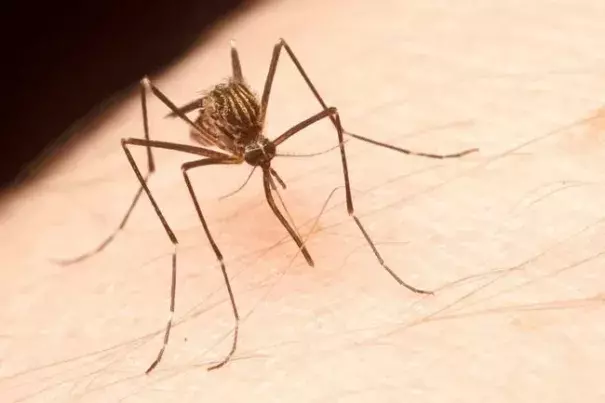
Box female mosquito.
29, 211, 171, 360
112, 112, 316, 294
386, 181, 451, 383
61, 38, 477, 372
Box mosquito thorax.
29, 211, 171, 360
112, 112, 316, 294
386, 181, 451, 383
244, 137, 276, 166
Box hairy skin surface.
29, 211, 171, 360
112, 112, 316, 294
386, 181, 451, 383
2, 0, 605, 402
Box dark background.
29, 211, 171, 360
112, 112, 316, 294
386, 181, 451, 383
3, 0, 250, 189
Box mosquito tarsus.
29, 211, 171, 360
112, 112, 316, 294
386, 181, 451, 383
60, 38, 478, 373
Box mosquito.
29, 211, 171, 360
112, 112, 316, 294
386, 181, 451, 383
60, 38, 478, 372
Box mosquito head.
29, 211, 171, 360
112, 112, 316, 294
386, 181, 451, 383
244, 137, 276, 167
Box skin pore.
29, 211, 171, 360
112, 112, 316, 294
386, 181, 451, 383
1, 0, 605, 402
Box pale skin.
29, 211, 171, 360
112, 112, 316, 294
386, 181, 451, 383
2, 0, 605, 402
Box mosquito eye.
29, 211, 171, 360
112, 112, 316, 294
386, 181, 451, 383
244, 148, 263, 165
265, 142, 276, 156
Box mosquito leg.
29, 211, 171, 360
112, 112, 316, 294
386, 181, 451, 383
268, 107, 352, 267
334, 112, 433, 294
344, 131, 478, 159
165, 98, 204, 118
230, 40, 244, 82
56, 82, 158, 265
140, 78, 156, 173
53, 175, 149, 265
144, 251, 177, 374
120, 139, 179, 374
260, 38, 327, 120
272, 107, 432, 294
263, 38, 477, 159
262, 39, 439, 293
181, 157, 242, 371
119, 137, 231, 373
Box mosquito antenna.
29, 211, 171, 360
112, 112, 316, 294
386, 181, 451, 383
218, 167, 257, 200
287, 186, 343, 264
275, 140, 348, 158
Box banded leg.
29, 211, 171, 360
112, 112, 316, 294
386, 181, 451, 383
260, 39, 479, 294
56, 82, 157, 265
264, 106, 357, 267
272, 107, 431, 294
121, 137, 232, 373
181, 157, 243, 371
262, 38, 478, 158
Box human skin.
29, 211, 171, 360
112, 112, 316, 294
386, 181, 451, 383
2, 0, 605, 402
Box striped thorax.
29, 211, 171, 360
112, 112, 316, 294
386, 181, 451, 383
192, 80, 264, 155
